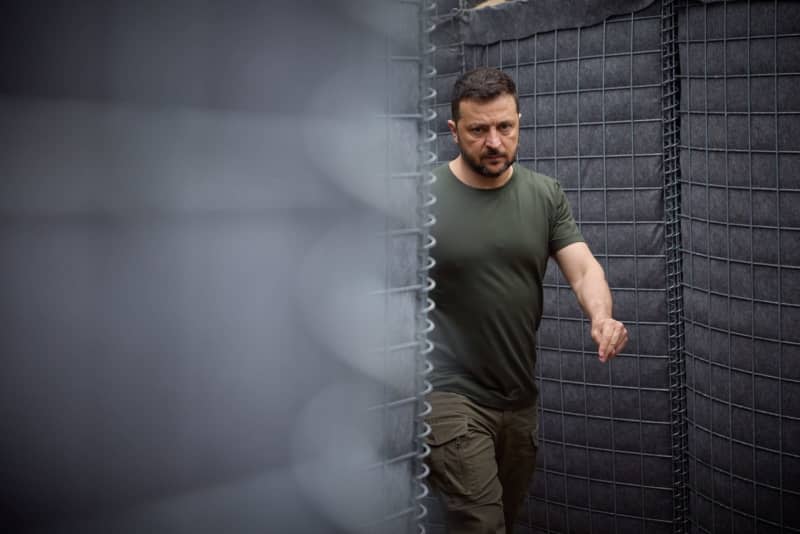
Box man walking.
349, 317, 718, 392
426, 67, 628, 533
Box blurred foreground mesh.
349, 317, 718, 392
0, 2, 434, 533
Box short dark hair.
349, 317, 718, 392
450, 67, 519, 122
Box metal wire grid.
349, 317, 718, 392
417, 3, 438, 533
360, 2, 436, 532
662, 1, 692, 532
525, 10, 671, 534
415, 4, 461, 532
677, 0, 800, 532
429, 0, 470, 171
430, 0, 468, 82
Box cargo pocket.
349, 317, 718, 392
425, 415, 473, 497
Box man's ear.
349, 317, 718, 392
447, 119, 458, 143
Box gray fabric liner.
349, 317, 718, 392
461, 0, 732, 45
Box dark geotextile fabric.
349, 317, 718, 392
677, 1, 800, 532
461, 0, 656, 45
447, 0, 741, 46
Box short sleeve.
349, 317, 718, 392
548, 181, 584, 254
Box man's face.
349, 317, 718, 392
448, 93, 520, 179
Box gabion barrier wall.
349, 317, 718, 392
678, 1, 800, 532
428, 0, 799, 533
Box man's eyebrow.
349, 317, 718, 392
466, 119, 515, 127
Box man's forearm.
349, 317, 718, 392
572, 261, 613, 323
554, 242, 629, 361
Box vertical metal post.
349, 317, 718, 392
661, 1, 690, 532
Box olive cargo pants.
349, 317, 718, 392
425, 391, 539, 534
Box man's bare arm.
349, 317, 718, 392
552, 242, 629, 362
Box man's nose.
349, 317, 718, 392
485, 128, 502, 148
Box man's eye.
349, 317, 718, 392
499, 124, 512, 132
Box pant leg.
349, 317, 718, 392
425, 391, 505, 534
496, 402, 539, 533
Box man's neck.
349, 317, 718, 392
449, 156, 514, 190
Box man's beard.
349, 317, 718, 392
459, 145, 517, 179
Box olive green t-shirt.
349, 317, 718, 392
429, 163, 584, 410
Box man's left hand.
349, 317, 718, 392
591, 318, 628, 363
